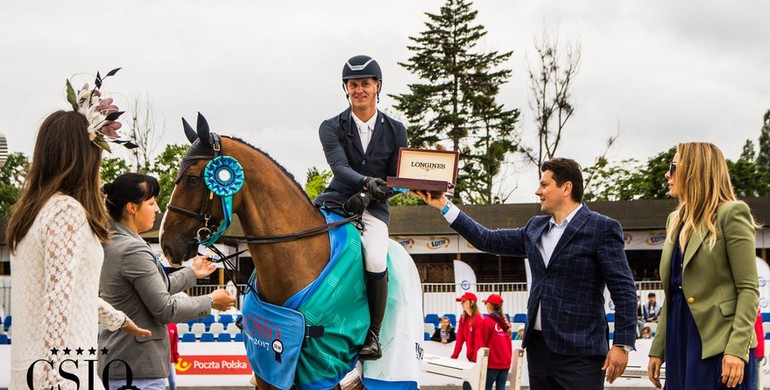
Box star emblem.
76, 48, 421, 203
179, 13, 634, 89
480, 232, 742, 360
101, 347, 109, 355
50, 347, 59, 355
63, 347, 71, 355
88, 347, 97, 355
75, 347, 84, 355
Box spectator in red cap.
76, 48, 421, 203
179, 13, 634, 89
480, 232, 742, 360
451, 292, 483, 362
478, 294, 513, 390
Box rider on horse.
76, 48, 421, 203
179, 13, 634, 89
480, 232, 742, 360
315, 55, 408, 361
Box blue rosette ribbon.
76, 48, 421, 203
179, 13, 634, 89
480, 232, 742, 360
199, 156, 245, 247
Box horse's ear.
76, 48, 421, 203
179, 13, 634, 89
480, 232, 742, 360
196, 112, 211, 148
182, 118, 198, 144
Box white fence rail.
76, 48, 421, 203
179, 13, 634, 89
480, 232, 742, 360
1, 281, 664, 318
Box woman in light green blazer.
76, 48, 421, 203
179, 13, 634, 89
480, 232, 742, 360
648, 143, 759, 389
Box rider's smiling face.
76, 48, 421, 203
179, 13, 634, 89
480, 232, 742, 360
346, 78, 379, 113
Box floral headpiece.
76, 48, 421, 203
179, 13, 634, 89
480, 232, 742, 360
65, 68, 137, 152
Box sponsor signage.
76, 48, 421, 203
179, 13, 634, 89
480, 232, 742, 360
175, 355, 252, 375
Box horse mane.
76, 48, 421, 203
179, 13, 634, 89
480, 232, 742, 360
225, 136, 314, 204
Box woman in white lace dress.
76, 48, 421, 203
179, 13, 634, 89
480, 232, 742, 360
6, 109, 150, 389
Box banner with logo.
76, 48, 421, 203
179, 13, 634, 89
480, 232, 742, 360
175, 355, 252, 375
758, 257, 770, 312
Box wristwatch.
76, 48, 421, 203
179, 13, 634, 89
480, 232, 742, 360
614, 344, 633, 354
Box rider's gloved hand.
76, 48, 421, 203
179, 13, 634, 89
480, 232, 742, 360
344, 192, 370, 215
363, 177, 388, 201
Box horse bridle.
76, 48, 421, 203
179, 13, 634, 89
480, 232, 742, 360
166, 133, 223, 243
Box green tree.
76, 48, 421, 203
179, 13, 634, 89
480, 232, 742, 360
583, 157, 639, 202
728, 139, 769, 197
583, 147, 675, 201
304, 166, 332, 201
0, 152, 29, 217
391, 0, 519, 204
151, 144, 189, 211
100, 156, 130, 184
755, 110, 770, 195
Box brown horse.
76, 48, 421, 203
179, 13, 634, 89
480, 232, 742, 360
159, 116, 364, 389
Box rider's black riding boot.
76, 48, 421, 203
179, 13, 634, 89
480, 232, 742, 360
359, 270, 388, 361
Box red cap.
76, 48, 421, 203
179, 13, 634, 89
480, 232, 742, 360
483, 294, 503, 306
455, 292, 478, 302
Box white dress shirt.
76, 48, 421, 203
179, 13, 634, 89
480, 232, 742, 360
352, 111, 378, 152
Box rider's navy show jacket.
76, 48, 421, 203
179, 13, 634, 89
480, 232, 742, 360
315, 108, 408, 225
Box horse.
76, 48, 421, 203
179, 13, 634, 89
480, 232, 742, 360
159, 114, 423, 389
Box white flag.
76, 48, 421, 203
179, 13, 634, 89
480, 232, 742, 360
454, 260, 477, 294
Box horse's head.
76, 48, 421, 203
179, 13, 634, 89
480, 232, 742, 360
160, 113, 230, 265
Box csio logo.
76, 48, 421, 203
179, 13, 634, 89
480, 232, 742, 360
26, 347, 136, 390
427, 237, 450, 249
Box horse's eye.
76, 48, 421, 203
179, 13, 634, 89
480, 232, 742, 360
187, 175, 201, 187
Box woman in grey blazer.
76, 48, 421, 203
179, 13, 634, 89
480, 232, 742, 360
97, 173, 236, 390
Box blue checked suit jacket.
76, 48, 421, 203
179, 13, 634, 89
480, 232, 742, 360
450, 205, 637, 356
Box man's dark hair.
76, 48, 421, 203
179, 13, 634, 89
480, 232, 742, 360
541, 158, 584, 203
648, 292, 656, 297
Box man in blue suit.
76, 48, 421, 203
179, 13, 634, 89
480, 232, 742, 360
415, 158, 636, 389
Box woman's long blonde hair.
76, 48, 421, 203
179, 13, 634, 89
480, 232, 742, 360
667, 142, 753, 251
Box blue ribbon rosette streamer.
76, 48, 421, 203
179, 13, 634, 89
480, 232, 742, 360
200, 156, 245, 247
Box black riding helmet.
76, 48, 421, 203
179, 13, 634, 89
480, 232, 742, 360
342, 55, 382, 81
342, 55, 382, 102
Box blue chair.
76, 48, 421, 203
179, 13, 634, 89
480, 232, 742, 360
424, 332, 431, 341
185, 319, 200, 329
180, 333, 197, 343
442, 313, 457, 328
200, 333, 215, 342
201, 315, 216, 331
765, 332, 770, 340
763, 313, 770, 322
512, 313, 527, 323
0, 334, 9, 344
234, 333, 244, 342
424, 314, 440, 329
217, 333, 232, 342
3, 316, 11, 332
606, 313, 615, 323
219, 314, 234, 328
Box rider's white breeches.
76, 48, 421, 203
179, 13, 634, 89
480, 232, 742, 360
361, 210, 388, 274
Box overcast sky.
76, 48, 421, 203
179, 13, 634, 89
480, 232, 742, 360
1, 0, 768, 203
